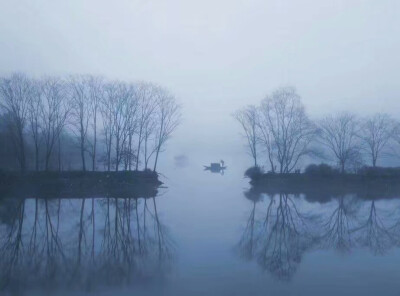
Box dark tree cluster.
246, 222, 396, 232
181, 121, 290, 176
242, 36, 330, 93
0, 73, 181, 172
234, 86, 399, 173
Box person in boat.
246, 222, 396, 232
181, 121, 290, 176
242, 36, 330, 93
204, 160, 226, 172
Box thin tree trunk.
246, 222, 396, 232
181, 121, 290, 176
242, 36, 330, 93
58, 136, 62, 172
115, 136, 119, 172
136, 127, 143, 171
45, 152, 50, 171
144, 136, 148, 170
35, 144, 39, 171
372, 156, 377, 168
128, 134, 132, 171
153, 145, 161, 172
92, 111, 97, 171
81, 138, 86, 171
107, 136, 112, 171
19, 129, 26, 172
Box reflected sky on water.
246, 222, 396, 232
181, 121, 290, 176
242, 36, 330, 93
2, 156, 400, 295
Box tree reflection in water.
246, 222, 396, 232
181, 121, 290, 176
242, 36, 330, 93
258, 193, 317, 281
352, 200, 397, 255
0, 192, 172, 294
235, 187, 263, 260
238, 189, 400, 281
321, 196, 354, 253
237, 190, 318, 281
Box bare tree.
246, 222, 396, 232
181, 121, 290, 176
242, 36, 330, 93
69, 75, 103, 172
359, 113, 396, 167
28, 80, 44, 171
317, 113, 360, 173
100, 82, 139, 172
143, 114, 157, 170
0, 73, 33, 171
100, 82, 116, 171
69, 75, 92, 171
259, 87, 315, 173
257, 107, 276, 173
233, 105, 259, 167
152, 88, 181, 172
40, 77, 70, 171
112, 82, 137, 171
388, 119, 400, 162
87, 76, 103, 171
124, 83, 140, 171
135, 83, 158, 170
0, 73, 180, 172
111, 83, 125, 171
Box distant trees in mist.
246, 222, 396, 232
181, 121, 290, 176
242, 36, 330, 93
234, 86, 399, 173
0, 73, 181, 172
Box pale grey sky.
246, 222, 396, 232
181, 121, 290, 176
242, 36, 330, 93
1, 0, 399, 161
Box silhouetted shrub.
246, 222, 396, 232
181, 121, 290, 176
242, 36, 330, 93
141, 169, 159, 178
357, 166, 400, 177
304, 164, 340, 176
245, 166, 264, 179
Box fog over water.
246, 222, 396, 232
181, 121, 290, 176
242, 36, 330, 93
2, 1, 400, 295
1, 0, 400, 161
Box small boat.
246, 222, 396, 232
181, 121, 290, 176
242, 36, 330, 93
204, 161, 227, 173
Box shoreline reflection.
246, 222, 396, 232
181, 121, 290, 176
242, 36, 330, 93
0, 191, 173, 294
237, 187, 400, 281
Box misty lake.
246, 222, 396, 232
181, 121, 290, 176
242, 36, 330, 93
2, 157, 400, 296
2, 0, 400, 294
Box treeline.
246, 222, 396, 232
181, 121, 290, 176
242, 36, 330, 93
0, 73, 181, 172
234, 86, 400, 173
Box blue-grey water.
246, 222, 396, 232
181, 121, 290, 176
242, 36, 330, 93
2, 157, 400, 296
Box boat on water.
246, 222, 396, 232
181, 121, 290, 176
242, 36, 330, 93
204, 160, 227, 173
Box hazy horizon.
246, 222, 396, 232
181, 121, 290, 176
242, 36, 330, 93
1, 0, 400, 165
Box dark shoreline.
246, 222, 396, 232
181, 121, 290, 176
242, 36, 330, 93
0, 170, 162, 199
248, 173, 400, 202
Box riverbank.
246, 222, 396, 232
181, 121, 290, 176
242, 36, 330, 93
245, 164, 400, 201
0, 170, 162, 199
247, 172, 400, 201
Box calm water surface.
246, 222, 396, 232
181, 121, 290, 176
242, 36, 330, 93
2, 156, 400, 296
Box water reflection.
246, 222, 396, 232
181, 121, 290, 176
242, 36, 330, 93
204, 161, 226, 175
0, 189, 172, 294
237, 191, 316, 280
352, 200, 396, 255
238, 188, 400, 281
